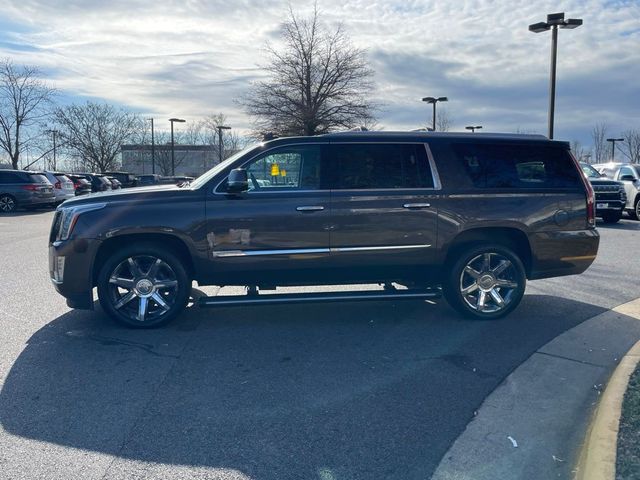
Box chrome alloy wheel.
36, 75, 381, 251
459, 252, 519, 314
0, 195, 16, 212
107, 255, 179, 323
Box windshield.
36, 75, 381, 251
580, 163, 601, 179
190, 143, 262, 189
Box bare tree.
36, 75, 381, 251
436, 108, 452, 132
54, 102, 140, 173
202, 113, 247, 159
617, 129, 640, 164
591, 122, 608, 163
241, 6, 376, 136
0, 59, 56, 169
571, 140, 591, 162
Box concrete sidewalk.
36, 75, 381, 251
432, 298, 640, 480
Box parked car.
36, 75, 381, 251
135, 174, 162, 186
0, 169, 55, 212
103, 171, 137, 188
579, 163, 626, 223
593, 162, 640, 220
159, 175, 195, 186
38, 171, 76, 205
75, 173, 113, 192
49, 132, 599, 328
106, 176, 122, 190
66, 174, 93, 196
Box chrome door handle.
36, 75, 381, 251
403, 203, 431, 209
296, 205, 325, 212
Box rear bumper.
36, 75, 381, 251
49, 238, 101, 309
528, 229, 599, 280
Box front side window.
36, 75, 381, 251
618, 166, 637, 180
453, 143, 582, 189
331, 143, 433, 190
243, 145, 323, 192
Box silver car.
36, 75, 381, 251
39, 171, 76, 205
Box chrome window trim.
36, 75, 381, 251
213, 141, 442, 195
212, 244, 431, 258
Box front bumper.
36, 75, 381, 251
49, 238, 102, 309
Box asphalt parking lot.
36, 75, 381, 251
1, 210, 640, 480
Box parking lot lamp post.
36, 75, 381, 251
606, 138, 624, 161
421, 96, 448, 131
465, 125, 483, 133
529, 12, 582, 139
148, 118, 156, 174
45, 129, 58, 170
217, 126, 231, 163
169, 118, 186, 176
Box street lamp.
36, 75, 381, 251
216, 125, 231, 163
148, 118, 156, 174
529, 12, 583, 139
45, 129, 59, 170
421, 96, 448, 131
465, 125, 483, 133
606, 138, 624, 161
169, 118, 186, 176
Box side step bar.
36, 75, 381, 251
198, 288, 441, 308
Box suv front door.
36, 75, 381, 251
326, 142, 440, 282
205, 143, 333, 285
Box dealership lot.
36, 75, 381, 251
1, 211, 640, 479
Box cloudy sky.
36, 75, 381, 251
1, 0, 638, 148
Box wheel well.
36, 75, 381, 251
445, 227, 532, 276
92, 233, 195, 285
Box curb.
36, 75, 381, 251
575, 339, 640, 480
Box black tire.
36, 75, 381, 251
97, 243, 191, 328
442, 244, 526, 320
0, 194, 17, 213
601, 211, 622, 224
630, 197, 640, 221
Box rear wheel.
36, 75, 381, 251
443, 244, 526, 320
0, 194, 16, 213
97, 244, 191, 328
601, 211, 622, 224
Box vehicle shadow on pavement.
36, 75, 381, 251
0, 294, 610, 479
596, 220, 640, 231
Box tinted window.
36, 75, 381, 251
244, 145, 323, 191
618, 166, 637, 179
29, 174, 50, 184
453, 143, 582, 189
332, 143, 433, 190
0, 172, 18, 183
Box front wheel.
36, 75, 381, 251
630, 197, 640, 221
443, 245, 526, 320
97, 244, 191, 328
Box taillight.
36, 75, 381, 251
54, 180, 61, 189
21, 184, 39, 191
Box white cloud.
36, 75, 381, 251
0, 0, 638, 145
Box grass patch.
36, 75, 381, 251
617, 363, 640, 479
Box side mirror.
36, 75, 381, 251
619, 174, 635, 182
227, 168, 249, 193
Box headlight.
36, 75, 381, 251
57, 203, 106, 241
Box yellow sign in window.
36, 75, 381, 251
270, 164, 280, 176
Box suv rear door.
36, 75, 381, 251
326, 141, 439, 281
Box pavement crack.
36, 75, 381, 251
536, 350, 607, 368
86, 334, 180, 358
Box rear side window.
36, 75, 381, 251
332, 143, 433, 189
29, 174, 50, 184
453, 143, 582, 189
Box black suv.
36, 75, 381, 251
49, 132, 599, 327
580, 162, 626, 223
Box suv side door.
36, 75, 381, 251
326, 141, 440, 282
615, 165, 640, 211
204, 143, 333, 285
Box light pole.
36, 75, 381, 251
45, 129, 58, 170
421, 96, 448, 131
529, 12, 582, 139
216, 125, 231, 163
148, 118, 156, 174
606, 138, 624, 161
465, 125, 483, 133
169, 118, 185, 176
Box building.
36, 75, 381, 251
121, 144, 222, 177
